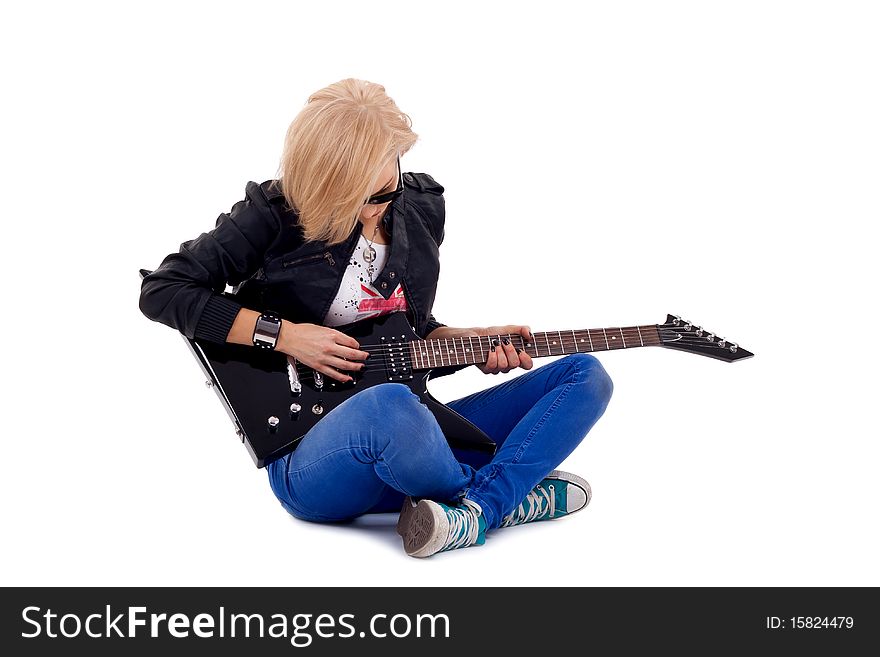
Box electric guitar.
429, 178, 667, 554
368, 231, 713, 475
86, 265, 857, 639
143, 275, 753, 468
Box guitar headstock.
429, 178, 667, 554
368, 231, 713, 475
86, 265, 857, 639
657, 314, 754, 362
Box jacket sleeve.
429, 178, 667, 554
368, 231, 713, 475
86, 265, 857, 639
424, 313, 447, 338
138, 181, 281, 344
407, 173, 448, 338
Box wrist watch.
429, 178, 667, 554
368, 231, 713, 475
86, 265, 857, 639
252, 310, 282, 350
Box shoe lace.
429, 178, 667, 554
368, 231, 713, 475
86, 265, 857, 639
440, 498, 484, 552
501, 483, 555, 527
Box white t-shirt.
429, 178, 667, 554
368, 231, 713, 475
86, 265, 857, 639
323, 235, 409, 327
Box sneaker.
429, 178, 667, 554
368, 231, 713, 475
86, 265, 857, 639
399, 497, 487, 558
396, 496, 418, 537
500, 470, 591, 528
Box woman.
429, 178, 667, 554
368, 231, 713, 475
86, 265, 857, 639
139, 78, 613, 558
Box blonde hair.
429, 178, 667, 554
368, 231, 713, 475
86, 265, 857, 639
275, 78, 419, 245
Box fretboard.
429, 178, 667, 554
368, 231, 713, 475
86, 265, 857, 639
408, 325, 662, 370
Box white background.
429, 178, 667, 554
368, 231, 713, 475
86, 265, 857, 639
2, 1, 877, 587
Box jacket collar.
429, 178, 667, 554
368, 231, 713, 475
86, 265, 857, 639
332, 194, 409, 300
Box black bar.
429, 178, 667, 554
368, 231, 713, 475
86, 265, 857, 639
1, 587, 876, 655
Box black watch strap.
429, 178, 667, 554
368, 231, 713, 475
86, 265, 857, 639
253, 310, 282, 350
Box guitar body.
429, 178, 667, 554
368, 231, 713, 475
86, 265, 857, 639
187, 310, 496, 468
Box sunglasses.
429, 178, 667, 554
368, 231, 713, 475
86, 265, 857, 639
365, 155, 404, 205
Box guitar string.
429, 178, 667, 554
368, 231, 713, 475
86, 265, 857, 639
341, 326, 688, 351
329, 327, 733, 353
298, 327, 734, 360
289, 332, 738, 377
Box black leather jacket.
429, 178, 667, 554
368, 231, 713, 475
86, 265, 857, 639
139, 172, 449, 344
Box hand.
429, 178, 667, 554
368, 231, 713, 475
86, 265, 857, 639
474, 324, 534, 375
275, 321, 370, 383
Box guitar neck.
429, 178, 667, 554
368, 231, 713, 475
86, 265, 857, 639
409, 325, 662, 370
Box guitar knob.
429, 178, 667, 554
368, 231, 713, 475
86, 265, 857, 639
312, 403, 324, 416
267, 416, 280, 432
290, 403, 301, 419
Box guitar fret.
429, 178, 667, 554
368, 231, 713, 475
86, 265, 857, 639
544, 332, 551, 356
602, 328, 610, 350
636, 326, 644, 347
468, 335, 474, 364
571, 329, 578, 353
587, 329, 594, 351
619, 327, 626, 348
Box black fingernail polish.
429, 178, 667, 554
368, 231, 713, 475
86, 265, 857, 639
516, 347, 522, 354
491, 345, 496, 352
492, 339, 500, 347
502, 337, 510, 346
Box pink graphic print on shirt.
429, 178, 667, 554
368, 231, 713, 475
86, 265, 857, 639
358, 283, 408, 318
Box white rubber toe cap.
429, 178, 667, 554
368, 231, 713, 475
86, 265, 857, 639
566, 483, 590, 512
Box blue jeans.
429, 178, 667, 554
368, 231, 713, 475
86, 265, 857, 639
266, 353, 613, 530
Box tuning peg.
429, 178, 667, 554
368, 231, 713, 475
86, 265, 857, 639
706, 333, 715, 341
672, 315, 681, 326
683, 321, 692, 331
718, 338, 727, 348
729, 342, 738, 353
695, 326, 703, 337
